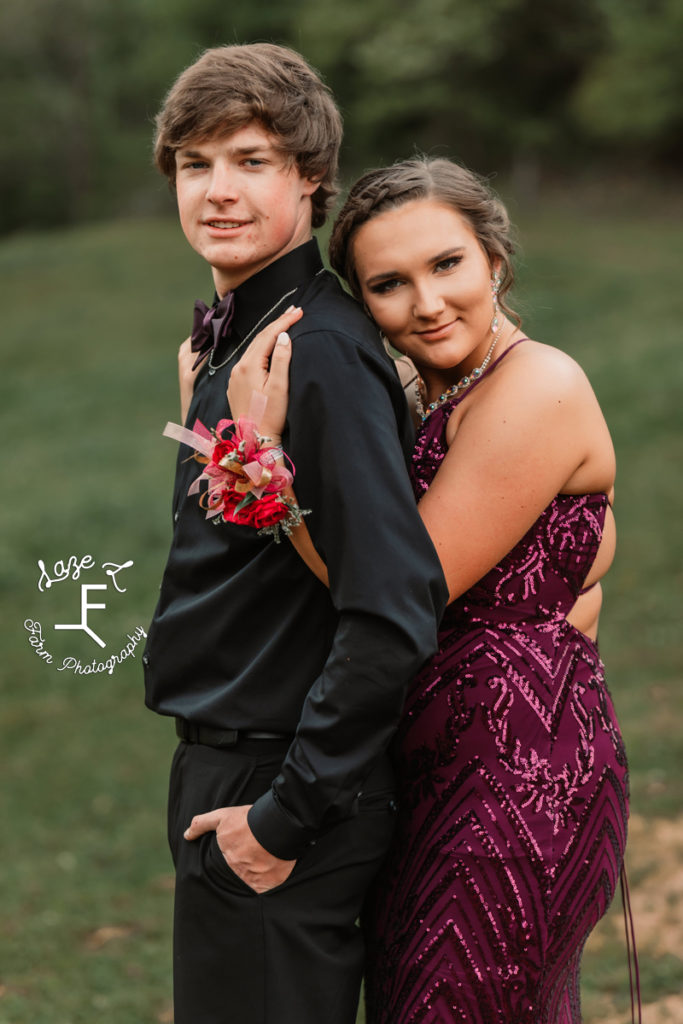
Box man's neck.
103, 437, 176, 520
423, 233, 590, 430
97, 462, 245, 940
212, 233, 314, 298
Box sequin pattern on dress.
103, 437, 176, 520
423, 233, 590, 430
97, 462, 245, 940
363, 366, 629, 1024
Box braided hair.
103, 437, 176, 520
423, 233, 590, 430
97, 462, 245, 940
329, 158, 518, 323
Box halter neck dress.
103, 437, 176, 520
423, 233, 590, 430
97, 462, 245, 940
363, 342, 629, 1024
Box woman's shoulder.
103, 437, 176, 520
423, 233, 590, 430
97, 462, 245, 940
446, 331, 618, 495
450, 335, 606, 453
484, 336, 598, 411
501, 336, 590, 383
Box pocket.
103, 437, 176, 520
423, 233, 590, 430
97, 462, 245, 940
206, 834, 300, 898
205, 834, 259, 896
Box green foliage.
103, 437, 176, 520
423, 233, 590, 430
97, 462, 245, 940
298, 0, 606, 171
3, 0, 682, 233
0, 0, 302, 233
573, 0, 683, 155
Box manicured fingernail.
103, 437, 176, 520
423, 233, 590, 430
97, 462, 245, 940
285, 305, 296, 312
276, 332, 291, 346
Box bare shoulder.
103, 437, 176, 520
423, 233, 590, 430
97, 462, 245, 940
492, 338, 595, 403
451, 339, 600, 440
447, 335, 614, 491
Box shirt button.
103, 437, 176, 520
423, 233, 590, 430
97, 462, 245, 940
142, 654, 150, 667
174, 511, 179, 522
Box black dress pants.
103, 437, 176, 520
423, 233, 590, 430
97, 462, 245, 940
168, 737, 397, 1024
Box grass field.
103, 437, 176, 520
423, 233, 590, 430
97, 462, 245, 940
0, 199, 681, 1023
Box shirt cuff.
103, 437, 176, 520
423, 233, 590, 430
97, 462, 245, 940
247, 789, 316, 861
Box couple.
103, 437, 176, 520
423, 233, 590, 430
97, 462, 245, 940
144, 42, 629, 1024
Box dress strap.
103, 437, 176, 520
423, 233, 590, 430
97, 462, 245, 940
484, 336, 528, 376
621, 864, 642, 1024
452, 337, 528, 402
420, 337, 530, 423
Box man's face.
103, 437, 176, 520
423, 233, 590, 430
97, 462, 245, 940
175, 123, 320, 295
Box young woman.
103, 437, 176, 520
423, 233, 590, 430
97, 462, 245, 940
225, 158, 630, 1024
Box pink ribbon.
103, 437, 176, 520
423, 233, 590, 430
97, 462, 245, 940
163, 393, 293, 520
162, 420, 214, 457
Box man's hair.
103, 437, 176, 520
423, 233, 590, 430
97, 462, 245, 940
154, 43, 343, 229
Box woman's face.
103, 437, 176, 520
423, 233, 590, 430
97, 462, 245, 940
352, 198, 498, 382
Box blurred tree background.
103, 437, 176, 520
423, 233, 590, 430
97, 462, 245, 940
1, 0, 681, 234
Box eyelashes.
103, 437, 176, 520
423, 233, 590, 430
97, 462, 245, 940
368, 278, 401, 295
367, 254, 464, 295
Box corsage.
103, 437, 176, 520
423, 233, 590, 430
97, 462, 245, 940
163, 394, 309, 541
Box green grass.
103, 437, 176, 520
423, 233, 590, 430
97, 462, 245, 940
1, 203, 681, 1022
515, 207, 683, 824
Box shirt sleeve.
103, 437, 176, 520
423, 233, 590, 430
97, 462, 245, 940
247, 322, 448, 859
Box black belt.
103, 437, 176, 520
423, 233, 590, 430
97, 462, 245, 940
175, 718, 291, 748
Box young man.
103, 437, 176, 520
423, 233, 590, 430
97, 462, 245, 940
144, 44, 447, 1024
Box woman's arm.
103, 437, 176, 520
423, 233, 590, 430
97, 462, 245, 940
227, 331, 615, 607
226, 305, 329, 586
418, 342, 616, 602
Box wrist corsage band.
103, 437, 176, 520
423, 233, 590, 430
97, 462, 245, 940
163, 395, 309, 542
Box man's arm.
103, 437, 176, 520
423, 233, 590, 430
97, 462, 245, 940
247, 324, 447, 859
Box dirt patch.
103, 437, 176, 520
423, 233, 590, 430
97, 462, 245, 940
627, 816, 683, 957
586, 814, 683, 1024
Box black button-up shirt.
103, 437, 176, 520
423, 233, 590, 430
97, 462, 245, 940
144, 240, 447, 858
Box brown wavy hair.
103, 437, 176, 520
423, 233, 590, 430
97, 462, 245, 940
329, 158, 518, 321
154, 44, 343, 229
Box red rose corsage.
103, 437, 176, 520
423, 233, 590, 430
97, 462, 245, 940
163, 403, 309, 541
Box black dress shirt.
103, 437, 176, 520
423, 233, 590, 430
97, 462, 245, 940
144, 239, 447, 858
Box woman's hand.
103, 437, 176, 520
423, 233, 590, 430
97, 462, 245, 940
178, 337, 201, 424
227, 305, 302, 440
226, 303, 330, 588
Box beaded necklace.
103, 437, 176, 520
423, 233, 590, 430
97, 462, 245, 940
415, 322, 508, 421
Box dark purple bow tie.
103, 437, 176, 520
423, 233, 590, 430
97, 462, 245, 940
190, 293, 235, 370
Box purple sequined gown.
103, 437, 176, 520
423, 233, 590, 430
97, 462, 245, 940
364, 355, 629, 1024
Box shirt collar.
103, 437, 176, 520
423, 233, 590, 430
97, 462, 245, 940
231, 239, 324, 338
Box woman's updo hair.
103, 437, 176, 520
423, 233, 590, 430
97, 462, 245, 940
329, 157, 518, 323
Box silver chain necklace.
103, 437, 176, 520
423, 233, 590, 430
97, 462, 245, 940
207, 269, 324, 376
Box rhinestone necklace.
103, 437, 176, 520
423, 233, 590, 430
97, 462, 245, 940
207, 269, 325, 376
415, 322, 507, 421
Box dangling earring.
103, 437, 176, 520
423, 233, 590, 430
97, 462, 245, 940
490, 270, 502, 334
